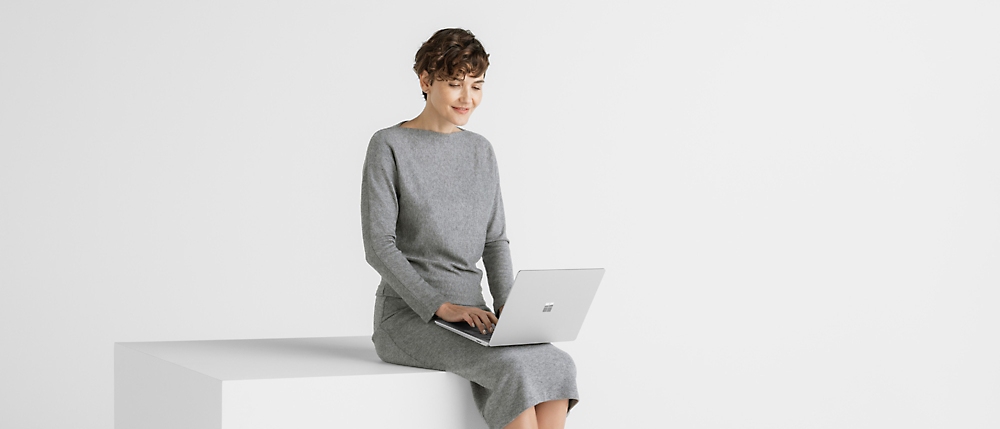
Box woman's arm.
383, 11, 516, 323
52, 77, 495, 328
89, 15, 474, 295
482, 147, 515, 311
360, 135, 448, 322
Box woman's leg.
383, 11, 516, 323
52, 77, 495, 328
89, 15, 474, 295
504, 406, 538, 429
504, 399, 569, 429
534, 399, 569, 429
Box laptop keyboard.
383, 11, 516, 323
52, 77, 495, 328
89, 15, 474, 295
440, 319, 495, 340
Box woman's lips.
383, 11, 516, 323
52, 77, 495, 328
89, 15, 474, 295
452, 106, 470, 114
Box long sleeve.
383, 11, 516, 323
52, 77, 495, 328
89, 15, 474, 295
482, 161, 514, 311
361, 135, 447, 322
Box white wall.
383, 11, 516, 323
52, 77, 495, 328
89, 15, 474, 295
2, 1, 998, 428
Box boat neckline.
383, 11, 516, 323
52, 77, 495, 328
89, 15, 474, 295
395, 121, 466, 135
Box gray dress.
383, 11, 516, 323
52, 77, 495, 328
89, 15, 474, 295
361, 122, 579, 429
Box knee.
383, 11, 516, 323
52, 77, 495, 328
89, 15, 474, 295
543, 347, 577, 379
496, 346, 577, 385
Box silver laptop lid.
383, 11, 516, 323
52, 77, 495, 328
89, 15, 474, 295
487, 268, 604, 346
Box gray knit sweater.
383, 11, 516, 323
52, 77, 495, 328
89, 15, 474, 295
361, 122, 514, 322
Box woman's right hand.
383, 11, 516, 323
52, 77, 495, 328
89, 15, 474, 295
435, 302, 498, 335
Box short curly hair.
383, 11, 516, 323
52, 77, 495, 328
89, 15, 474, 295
413, 28, 490, 100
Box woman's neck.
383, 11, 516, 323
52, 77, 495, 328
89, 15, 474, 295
400, 110, 462, 134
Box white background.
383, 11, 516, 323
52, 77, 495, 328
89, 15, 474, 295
2, 1, 998, 428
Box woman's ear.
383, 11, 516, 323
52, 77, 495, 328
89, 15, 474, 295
419, 71, 432, 93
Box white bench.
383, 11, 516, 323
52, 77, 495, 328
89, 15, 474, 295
114, 336, 488, 429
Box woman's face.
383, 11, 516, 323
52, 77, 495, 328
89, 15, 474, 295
420, 71, 484, 128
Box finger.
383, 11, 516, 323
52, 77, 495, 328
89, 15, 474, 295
464, 314, 475, 328
480, 312, 496, 332
474, 315, 487, 334
483, 313, 495, 333
481, 311, 493, 332
487, 312, 498, 327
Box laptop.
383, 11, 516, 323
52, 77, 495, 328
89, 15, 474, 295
433, 268, 604, 347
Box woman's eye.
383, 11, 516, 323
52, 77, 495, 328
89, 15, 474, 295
473, 87, 482, 91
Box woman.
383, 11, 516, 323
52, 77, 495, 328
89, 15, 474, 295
361, 28, 579, 429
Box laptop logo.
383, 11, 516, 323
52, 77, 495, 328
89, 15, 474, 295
542, 302, 554, 313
